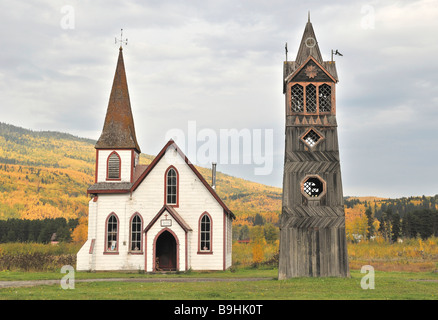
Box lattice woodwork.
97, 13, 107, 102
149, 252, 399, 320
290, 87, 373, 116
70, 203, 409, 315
302, 129, 321, 147
303, 177, 324, 197
291, 84, 304, 112
319, 84, 331, 112
306, 84, 317, 113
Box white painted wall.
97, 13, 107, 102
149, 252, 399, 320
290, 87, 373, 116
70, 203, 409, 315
96, 150, 133, 183
77, 145, 233, 272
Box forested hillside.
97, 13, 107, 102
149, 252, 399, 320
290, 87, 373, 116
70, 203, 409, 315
0, 122, 281, 222
345, 196, 438, 242
0, 122, 437, 245
0, 123, 95, 220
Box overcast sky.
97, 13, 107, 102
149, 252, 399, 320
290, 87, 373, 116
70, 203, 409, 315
0, 0, 437, 198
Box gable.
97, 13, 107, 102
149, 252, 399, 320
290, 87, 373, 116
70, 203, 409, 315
88, 139, 234, 219
133, 140, 235, 219
144, 205, 192, 233
286, 56, 336, 84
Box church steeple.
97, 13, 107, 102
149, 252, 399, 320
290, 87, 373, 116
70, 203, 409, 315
295, 14, 323, 66
96, 47, 141, 153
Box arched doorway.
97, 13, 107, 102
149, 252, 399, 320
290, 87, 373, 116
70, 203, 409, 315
154, 230, 177, 271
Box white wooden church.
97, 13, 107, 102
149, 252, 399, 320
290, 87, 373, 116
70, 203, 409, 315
77, 47, 234, 272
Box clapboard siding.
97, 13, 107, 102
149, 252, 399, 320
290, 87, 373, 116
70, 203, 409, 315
96, 150, 132, 183
78, 147, 232, 271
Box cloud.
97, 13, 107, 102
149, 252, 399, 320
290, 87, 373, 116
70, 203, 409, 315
0, 0, 437, 197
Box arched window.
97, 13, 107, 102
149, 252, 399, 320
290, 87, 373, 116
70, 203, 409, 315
165, 167, 178, 206
198, 213, 212, 253
291, 84, 304, 113
107, 152, 121, 180
130, 214, 143, 252
319, 84, 331, 112
306, 84, 317, 113
105, 214, 118, 252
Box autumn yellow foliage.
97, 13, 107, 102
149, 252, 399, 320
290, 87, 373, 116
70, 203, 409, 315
71, 216, 88, 243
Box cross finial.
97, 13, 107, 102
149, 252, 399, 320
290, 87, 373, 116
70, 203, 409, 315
115, 28, 128, 49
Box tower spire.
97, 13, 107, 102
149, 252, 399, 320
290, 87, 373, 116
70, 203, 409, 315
295, 15, 323, 66
95, 46, 141, 153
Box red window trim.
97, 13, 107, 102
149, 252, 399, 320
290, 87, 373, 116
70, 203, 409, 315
164, 166, 179, 207
288, 82, 335, 115
300, 127, 325, 149
106, 151, 122, 181
104, 213, 119, 254
197, 212, 213, 254
129, 213, 144, 254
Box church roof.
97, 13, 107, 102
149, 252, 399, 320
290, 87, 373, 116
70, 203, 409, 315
87, 140, 235, 219
95, 47, 141, 153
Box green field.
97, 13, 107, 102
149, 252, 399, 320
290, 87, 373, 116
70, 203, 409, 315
0, 268, 437, 300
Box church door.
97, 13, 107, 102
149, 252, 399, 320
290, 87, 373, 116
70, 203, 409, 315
155, 230, 177, 271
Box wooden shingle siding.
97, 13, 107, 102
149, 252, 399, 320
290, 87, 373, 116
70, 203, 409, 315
279, 18, 349, 279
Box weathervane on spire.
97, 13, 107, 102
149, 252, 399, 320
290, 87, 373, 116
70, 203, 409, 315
115, 28, 128, 49
331, 49, 343, 62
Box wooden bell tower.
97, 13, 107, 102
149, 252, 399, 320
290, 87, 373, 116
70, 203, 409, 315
278, 16, 349, 279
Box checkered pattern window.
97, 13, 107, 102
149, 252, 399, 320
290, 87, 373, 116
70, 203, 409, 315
302, 129, 322, 148
291, 84, 304, 112
306, 84, 317, 113
289, 83, 333, 114
303, 177, 324, 198
319, 84, 331, 112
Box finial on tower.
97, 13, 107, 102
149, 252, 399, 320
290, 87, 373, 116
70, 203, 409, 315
115, 28, 128, 49
308, 11, 310, 23
285, 42, 288, 61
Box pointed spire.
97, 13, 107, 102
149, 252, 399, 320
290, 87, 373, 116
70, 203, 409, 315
295, 15, 323, 66
95, 47, 141, 153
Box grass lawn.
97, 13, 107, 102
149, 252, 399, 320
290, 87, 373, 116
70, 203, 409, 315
0, 268, 437, 300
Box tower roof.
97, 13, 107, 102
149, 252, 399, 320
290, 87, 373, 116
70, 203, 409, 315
283, 16, 338, 92
295, 15, 323, 66
95, 47, 141, 153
